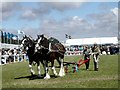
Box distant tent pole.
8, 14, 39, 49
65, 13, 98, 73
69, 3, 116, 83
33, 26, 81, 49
18, 33, 20, 45
6, 35, 8, 43
1, 30, 3, 43
17, 30, 25, 45
0, 30, 1, 44
18, 30, 20, 45
0, 30, 2, 43
10, 33, 12, 44
3, 31, 5, 43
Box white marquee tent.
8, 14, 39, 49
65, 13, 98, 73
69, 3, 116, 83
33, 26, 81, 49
65, 37, 118, 46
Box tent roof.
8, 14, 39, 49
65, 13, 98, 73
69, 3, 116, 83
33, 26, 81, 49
65, 37, 118, 46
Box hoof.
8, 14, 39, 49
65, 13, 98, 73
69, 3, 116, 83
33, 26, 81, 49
38, 74, 42, 78
31, 73, 35, 76
44, 74, 50, 80
44, 76, 50, 80
59, 73, 65, 77
54, 73, 58, 76
59, 68, 65, 77
31, 71, 35, 75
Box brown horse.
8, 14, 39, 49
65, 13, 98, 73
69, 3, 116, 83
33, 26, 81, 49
35, 34, 66, 79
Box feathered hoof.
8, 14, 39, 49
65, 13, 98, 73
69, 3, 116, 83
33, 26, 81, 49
59, 73, 65, 77
54, 73, 58, 76
44, 76, 50, 80
31, 72, 35, 76
38, 74, 42, 78
59, 68, 65, 77
44, 74, 50, 80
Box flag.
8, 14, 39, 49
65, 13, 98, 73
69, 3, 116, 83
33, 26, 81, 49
18, 30, 25, 34
3, 31, 7, 38
65, 34, 68, 38
65, 34, 71, 39
7, 32, 11, 39
1, 31, 3, 37
69, 35, 71, 39
12, 35, 18, 40
11, 34, 17, 40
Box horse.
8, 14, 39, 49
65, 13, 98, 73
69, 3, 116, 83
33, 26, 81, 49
35, 34, 66, 79
20, 35, 45, 77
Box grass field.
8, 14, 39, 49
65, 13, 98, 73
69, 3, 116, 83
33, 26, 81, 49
2, 55, 118, 88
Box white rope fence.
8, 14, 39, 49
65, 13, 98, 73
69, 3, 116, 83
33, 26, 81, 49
65, 51, 83, 56
0, 51, 110, 65
65, 51, 109, 56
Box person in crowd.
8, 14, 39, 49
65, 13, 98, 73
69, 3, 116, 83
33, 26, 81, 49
83, 45, 92, 70
8, 49, 14, 63
92, 43, 101, 71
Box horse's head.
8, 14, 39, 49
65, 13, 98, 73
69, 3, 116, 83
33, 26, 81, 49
21, 35, 34, 50
35, 34, 49, 53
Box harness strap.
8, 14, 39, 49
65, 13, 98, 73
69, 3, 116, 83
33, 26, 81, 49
49, 43, 52, 51
40, 43, 65, 55
47, 50, 64, 56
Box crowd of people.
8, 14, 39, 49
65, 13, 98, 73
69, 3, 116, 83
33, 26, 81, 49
65, 44, 119, 55
1, 48, 27, 64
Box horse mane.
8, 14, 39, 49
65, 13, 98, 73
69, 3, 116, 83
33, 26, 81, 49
48, 37, 60, 45
37, 34, 66, 53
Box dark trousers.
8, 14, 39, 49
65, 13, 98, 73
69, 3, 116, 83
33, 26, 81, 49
84, 55, 90, 70
93, 61, 98, 71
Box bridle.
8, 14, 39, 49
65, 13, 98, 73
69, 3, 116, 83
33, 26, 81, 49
21, 37, 34, 51
35, 36, 65, 55
21, 38, 27, 49
35, 36, 50, 52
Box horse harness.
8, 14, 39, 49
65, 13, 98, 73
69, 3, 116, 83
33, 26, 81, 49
38, 43, 65, 56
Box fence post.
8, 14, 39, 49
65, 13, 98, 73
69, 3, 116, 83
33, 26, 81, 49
14, 55, 16, 63
4, 55, 7, 64
17, 54, 19, 62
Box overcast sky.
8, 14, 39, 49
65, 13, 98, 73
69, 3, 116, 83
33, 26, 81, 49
1, 1, 119, 42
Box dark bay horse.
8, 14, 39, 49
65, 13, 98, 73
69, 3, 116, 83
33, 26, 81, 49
35, 34, 66, 79
20, 35, 45, 77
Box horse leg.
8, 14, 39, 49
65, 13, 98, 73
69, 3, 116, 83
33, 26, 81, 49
37, 62, 42, 77
51, 59, 58, 76
44, 60, 50, 79
59, 58, 65, 77
41, 60, 46, 76
56, 57, 61, 67
29, 61, 35, 76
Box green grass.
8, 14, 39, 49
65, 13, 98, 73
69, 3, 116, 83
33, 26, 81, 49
2, 55, 118, 88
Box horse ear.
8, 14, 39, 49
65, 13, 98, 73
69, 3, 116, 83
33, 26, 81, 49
29, 35, 33, 39
23, 35, 25, 38
37, 35, 40, 39
25, 35, 27, 38
37, 35, 39, 38
41, 34, 44, 38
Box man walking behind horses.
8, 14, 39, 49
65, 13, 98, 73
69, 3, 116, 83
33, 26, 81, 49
92, 43, 101, 71
83, 46, 92, 70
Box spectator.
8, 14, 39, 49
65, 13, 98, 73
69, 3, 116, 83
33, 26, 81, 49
7, 49, 14, 63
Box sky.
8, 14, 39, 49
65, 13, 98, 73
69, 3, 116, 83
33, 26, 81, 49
0, 1, 119, 42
